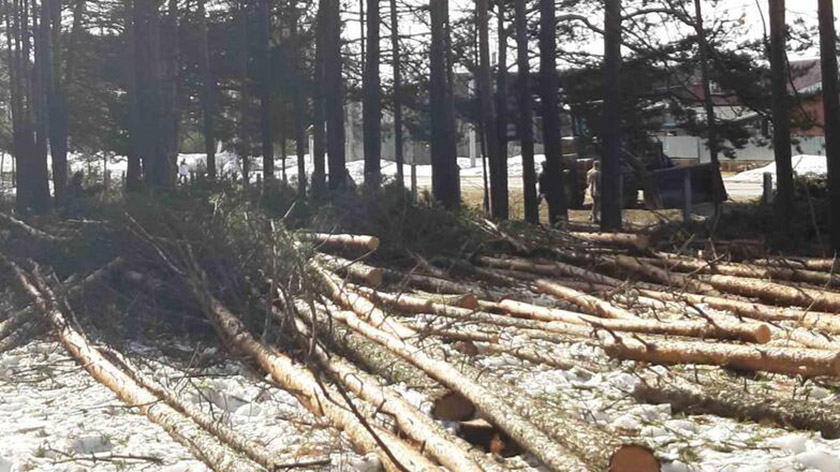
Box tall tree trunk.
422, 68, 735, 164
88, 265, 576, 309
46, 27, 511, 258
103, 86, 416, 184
430, 0, 458, 207
291, 0, 307, 195
515, 0, 537, 223
693, 0, 722, 211
494, 2, 508, 219
601, 0, 622, 230
477, 0, 499, 216
538, 0, 565, 224
324, 0, 345, 189
258, 0, 273, 181
818, 0, 840, 251
124, 0, 141, 190
769, 0, 793, 220
32, 0, 51, 212
389, 0, 403, 188
135, 0, 163, 188
46, 0, 67, 204
196, 0, 215, 179
363, 0, 380, 186
157, 0, 178, 188
312, 0, 326, 192
237, 0, 250, 184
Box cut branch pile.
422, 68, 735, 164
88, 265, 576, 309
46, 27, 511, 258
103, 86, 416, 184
7, 213, 840, 472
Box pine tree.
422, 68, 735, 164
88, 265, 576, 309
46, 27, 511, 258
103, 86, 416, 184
515, 0, 537, 223
600, 0, 622, 230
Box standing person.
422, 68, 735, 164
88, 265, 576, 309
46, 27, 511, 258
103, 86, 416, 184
587, 160, 601, 222
178, 160, 189, 184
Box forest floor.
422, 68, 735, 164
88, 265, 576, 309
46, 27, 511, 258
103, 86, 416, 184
1, 181, 839, 472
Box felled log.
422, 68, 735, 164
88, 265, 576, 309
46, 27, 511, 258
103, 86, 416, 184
0, 321, 39, 354
645, 254, 840, 288
302, 232, 380, 252
187, 283, 438, 472
701, 275, 840, 313
753, 257, 838, 273
569, 231, 651, 252
382, 268, 482, 296
0, 258, 123, 343
476, 255, 624, 287
608, 255, 717, 294
633, 373, 840, 439
0, 212, 68, 242
288, 310, 488, 472
320, 304, 594, 472
3, 262, 259, 472
535, 280, 636, 320
315, 268, 415, 339
315, 253, 383, 286
101, 346, 281, 470
599, 332, 840, 377
500, 299, 771, 344
353, 285, 478, 311
638, 289, 840, 333
303, 297, 657, 472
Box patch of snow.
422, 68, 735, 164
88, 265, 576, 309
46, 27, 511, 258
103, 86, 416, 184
69, 435, 112, 454
350, 452, 383, 472
794, 450, 840, 472
767, 433, 811, 453
729, 154, 828, 183
0, 457, 12, 472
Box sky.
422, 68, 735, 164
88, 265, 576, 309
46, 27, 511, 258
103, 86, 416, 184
339, 0, 840, 77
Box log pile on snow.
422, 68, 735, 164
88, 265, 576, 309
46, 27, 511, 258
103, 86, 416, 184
7, 209, 840, 472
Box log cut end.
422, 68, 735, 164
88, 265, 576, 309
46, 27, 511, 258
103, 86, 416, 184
365, 268, 384, 287
431, 391, 476, 421
752, 324, 772, 344
609, 445, 660, 472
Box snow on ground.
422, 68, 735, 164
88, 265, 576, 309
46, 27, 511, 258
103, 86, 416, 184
482, 337, 840, 472
729, 155, 828, 183
0, 337, 363, 471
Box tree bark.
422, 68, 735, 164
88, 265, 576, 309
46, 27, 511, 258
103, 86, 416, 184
638, 288, 840, 334
693, 0, 719, 180
515, 0, 537, 223
289, 310, 488, 472
363, 0, 381, 186
634, 373, 840, 439
389, 0, 403, 188
124, 0, 142, 189
196, 0, 216, 179
769, 0, 793, 220
499, 298, 772, 343
538, 0, 566, 224
290, 1, 307, 195
703, 274, 840, 312
302, 232, 380, 251
258, 0, 273, 181
600, 331, 840, 377
493, 1, 509, 219
237, 0, 250, 184
819, 0, 840, 251
477, 0, 501, 217
430, 0, 459, 207
324, 0, 345, 190
46, 0, 68, 204
188, 285, 437, 471
312, 0, 327, 192
601, 0, 622, 230
2, 262, 259, 472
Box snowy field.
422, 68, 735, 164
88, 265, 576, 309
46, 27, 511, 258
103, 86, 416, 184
4, 318, 840, 471
0, 338, 367, 472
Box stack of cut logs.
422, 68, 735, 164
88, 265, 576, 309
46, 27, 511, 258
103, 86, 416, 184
6, 210, 840, 472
